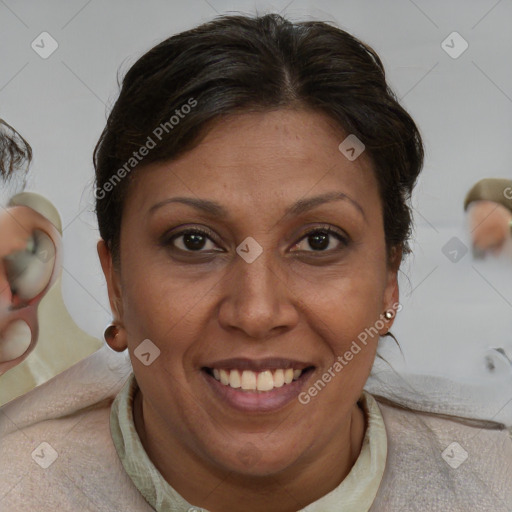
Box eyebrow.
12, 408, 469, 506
148, 191, 366, 222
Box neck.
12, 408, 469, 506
134, 389, 366, 512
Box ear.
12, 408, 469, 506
380, 244, 402, 333
97, 239, 127, 352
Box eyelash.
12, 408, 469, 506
162, 225, 349, 255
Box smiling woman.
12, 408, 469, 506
0, 12, 511, 512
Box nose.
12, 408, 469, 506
217, 248, 299, 339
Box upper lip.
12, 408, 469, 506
203, 358, 315, 372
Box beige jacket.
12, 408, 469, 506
0, 346, 511, 511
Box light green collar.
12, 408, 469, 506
110, 374, 387, 511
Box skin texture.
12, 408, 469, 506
467, 200, 512, 255
98, 108, 401, 512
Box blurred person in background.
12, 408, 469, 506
0, 117, 101, 404
464, 178, 512, 378
465, 177, 512, 256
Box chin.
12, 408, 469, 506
211, 440, 301, 477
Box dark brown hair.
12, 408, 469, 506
94, 13, 424, 267
0, 119, 32, 182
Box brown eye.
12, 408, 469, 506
165, 228, 220, 253
292, 227, 348, 253
4, 229, 56, 301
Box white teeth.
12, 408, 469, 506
219, 369, 229, 385
229, 369, 241, 388
241, 370, 257, 390
257, 370, 274, 391
273, 369, 285, 388
210, 367, 306, 391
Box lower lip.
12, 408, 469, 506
201, 368, 315, 413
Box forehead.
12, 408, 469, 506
126, 109, 379, 216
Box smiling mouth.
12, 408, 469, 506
202, 366, 315, 392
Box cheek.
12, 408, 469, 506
295, 255, 387, 351
120, 223, 388, 350
311, 277, 383, 344
120, 254, 213, 350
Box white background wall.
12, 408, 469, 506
1, 0, 511, 384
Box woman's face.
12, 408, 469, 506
100, 108, 400, 475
